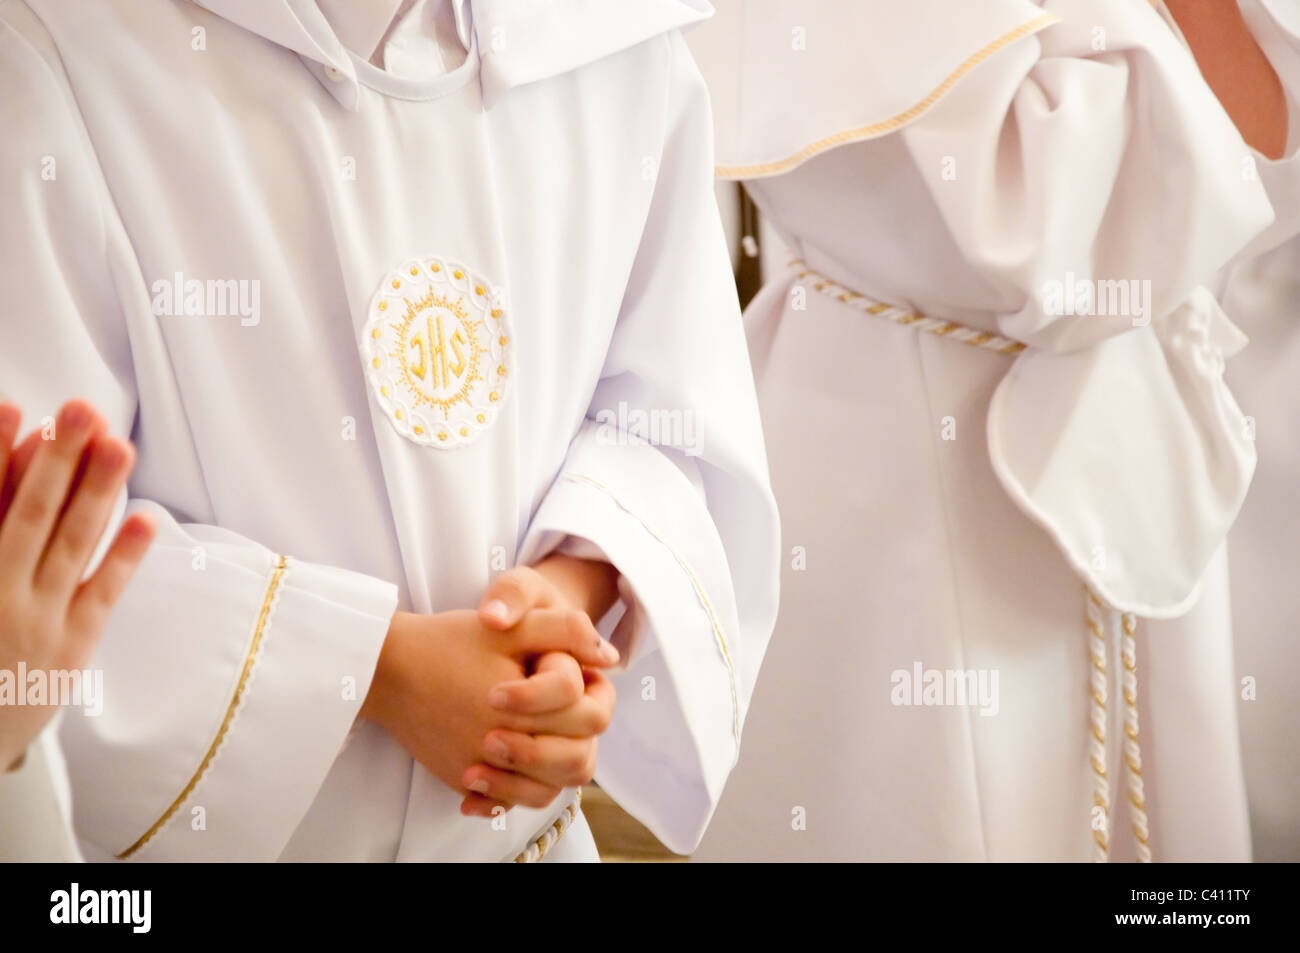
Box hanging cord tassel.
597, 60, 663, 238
1120, 613, 1152, 862
1086, 589, 1111, 862
1087, 588, 1154, 863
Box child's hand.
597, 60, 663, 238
0, 400, 156, 772
359, 604, 618, 812
476, 557, 620, 636
460, 556, 622, 816
460, 651, 615, 816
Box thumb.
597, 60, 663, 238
477, 566, 553, 630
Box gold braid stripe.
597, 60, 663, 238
715, 14, 1061, 180
790, 259, 1027, 355
117, 555, 288, 860
561, 472, 741, 744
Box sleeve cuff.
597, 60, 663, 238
518, 470, 738, 853
65, 544, 397, 862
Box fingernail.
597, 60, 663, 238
485, 737, 510, 762
488, 687, 509, 709
599, 639, 619, 662
481, 599, 509, 624
468, 779, 490, 794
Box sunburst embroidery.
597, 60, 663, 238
361, 256, 511, 449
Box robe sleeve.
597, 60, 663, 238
516, 31, 780, 855
895, 0, 1278, 615
0, 12, 398, 862
0, 723, 81, 862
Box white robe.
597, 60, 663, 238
0, 0, 778, 862
1220, 237, 1300, 863
1209, 0, 1300, 862
0, 724, 81, 862
691, 0, 1277, 861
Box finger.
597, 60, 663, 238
36, 437, 135, 598
461, 763, 565, 810
0, 429, 42, 522
51, 408, 110, 525
477, 566, 555, 629
0, 401, 102, 576
67, 511, 156, 640
0, 429, 44, 531
459, 792, 512, 819
488, 651, 584, 714
504, 608, 619, 667
480, 730, 598, 789
506, 669, 617, 738
0, 402, 20, 477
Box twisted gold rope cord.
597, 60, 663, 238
788, 259, 1027, 355
1088, 589, 1153, 863
1121, 613, 1152, 862
1086, 590, 1112, 862
514, 789, 583, 863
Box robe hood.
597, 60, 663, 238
193, 0, 713, 109
689, 0, 1060, 179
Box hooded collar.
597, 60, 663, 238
192, 0, 711, 110
691, 0, 1059, 179
472, 0, 712, 107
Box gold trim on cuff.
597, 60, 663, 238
562, 473, 741, 744
116, 554, 288, 860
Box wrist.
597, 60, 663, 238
532, 552, 620, 622
360, 609, 413, 729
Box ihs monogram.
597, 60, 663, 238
362, 256, 511, 449
394, 291, 485, 415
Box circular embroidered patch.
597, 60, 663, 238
361, 256, 512, 449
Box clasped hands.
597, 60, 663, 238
360, 554, 621, 818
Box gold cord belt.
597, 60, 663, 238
789, 258, 1027, 355
792, 259, 1151, 862
513, 789, 582, 863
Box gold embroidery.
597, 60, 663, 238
363, 256, 511, 449
117, 555, 289, 860
393, 293, 485, 417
